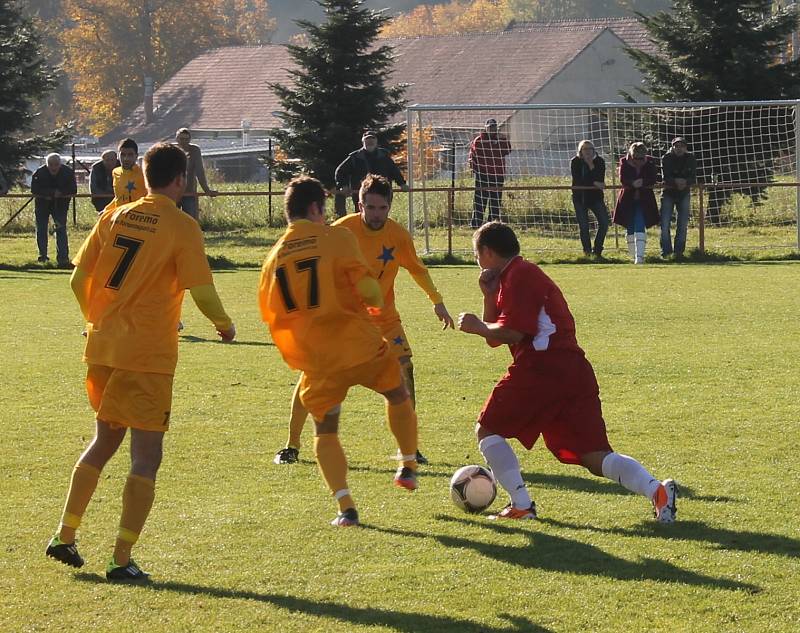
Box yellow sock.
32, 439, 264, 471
314, 432, 354, 512
387, 399, 418, 470
113, 475, 155, 566
287, 379, 308, 449
58, 462, 101, 543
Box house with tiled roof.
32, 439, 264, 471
103, 20, 652, 178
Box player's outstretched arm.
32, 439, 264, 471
70, 267, 91, 321
189, 284, 236, 342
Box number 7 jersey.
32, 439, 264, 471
258, 219, 385, 374
73, 193, 214, 375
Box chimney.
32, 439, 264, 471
144, 76, 154, 124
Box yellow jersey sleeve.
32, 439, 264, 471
394, 224, 443, 304
175, 219, 213, 289
73, 211, 110, 274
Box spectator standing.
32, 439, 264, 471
570, 140, 610, 258
175, 127, 218, 220
89, 150, 120, 213
660, 137, 697, 259
613, 142, 659, 264
334, 131, 408, 217
30, 153, 77, 267
468, 118, 512, 228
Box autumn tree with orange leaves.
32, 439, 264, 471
63, 0, 275, 135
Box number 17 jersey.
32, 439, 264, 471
73, 193, 214, 375
259, 220, 385, 375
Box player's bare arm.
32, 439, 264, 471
433, 302, 455, 329
457, 312, 523, 345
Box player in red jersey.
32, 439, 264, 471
458, 222, 677, 522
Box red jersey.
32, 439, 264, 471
495, 256, 583, 364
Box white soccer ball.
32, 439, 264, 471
450, 465, 497, 513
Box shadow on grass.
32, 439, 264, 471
366, 516, 759, 593
179, 335, 273, 347
523, 472, 740, 504
541, 517, 800, 559
72, 573, 552, 632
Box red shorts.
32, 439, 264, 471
477, 352, 612, 464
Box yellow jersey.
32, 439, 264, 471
112, 164, 147, 206
333, 214, 442, 326
73, 193, 213, 375
259, 220, 384, 374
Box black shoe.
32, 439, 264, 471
106, 558, 150, 582
57, 261, 74, 270
331, 507, 360, 527
415, 449, 429, 465
37, 256, 49, 263
274, 446, 299, 465
46, 535, 84, 568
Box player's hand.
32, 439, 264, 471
433, 302, 455, 330
217, 322, 236, 342
478, 268, 500, 296
458, 312, 486, 336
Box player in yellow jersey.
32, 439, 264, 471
109, 138, 146, 209
273, 174, 453, 466
45, 143, 236, 581
259, 176, 419, 527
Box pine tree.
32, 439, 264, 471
625, 0, 800, 222
270, 0, 407, 187
0, 1, 70, 186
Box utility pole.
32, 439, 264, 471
142, 0, 154, 123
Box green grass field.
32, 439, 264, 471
2, 255, 799, 632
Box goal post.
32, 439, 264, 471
405, 101, 800, 257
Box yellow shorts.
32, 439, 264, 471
380, 321, 413, 361
300, 344, 403, 420
86, 364, 173, 432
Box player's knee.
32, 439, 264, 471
314, 407, 340, 434
382, 383, 410, 406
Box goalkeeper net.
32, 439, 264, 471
405, 101, 800, 257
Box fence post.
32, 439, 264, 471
407, 107, 415, 235
71, 143, 77, 227
267, 137, 273, 227
448, 140, 455, 258
698, 183, 705, 255
795, 102, 800, 250
606, 106, 619, 250
417, 110, 431, 254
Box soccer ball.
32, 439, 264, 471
450, 465, 497, 513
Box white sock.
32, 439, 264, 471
601, 452, 661, 500
479, 435, 532, 509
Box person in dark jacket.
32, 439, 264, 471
468, 118, 512, 228
89, 150, 120, 213
613, 142, 659, 264
334, 131, 408, 216
660, 137, 697, 258
30, 153, 77, 267
570, 140, 609, 257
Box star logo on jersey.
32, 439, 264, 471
393, 335, 405, 346
377, 245, 395, 265
125, 180, 136, 193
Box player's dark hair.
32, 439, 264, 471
285, 176, 326, 220
359, 173, 392, 204
143, 143, 187, 189
473, 222, 520, 258
118, 137, 138, 154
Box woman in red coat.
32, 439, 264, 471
613, 142, 659, 264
